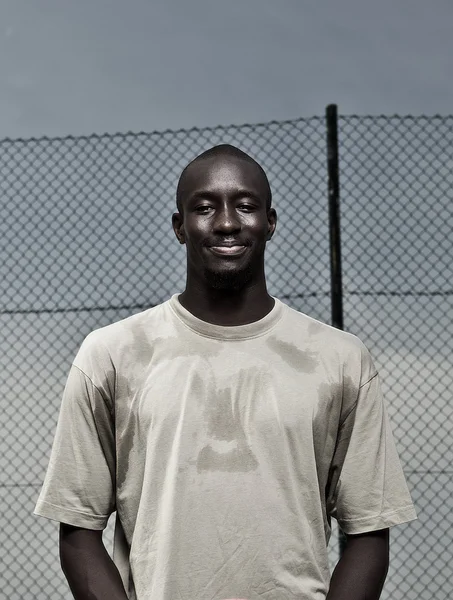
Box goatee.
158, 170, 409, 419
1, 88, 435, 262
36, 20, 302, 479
203, 263, 254, 291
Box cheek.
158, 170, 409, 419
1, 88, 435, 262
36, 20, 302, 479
185, 221, 209, 240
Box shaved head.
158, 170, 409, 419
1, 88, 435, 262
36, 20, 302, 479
176, 144, 272, 217
171, 142, 278, 294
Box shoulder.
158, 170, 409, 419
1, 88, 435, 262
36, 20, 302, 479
281, 302, 365, 353
280, 302, 376, 383
73, 302, 168, 372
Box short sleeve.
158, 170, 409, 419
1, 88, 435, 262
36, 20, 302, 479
34, 334, 116, 530
326, 345, 417, 534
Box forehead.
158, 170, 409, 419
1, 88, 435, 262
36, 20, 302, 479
183, 156, 267, 198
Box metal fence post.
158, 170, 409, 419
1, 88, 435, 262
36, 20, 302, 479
325, 103, 346, 556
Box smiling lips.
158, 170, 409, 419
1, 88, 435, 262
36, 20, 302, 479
209, 245, 247, 256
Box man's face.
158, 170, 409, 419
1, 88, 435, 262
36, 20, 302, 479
173, 156, 277, 291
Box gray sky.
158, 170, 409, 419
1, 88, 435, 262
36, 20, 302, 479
0, 0, 452, 139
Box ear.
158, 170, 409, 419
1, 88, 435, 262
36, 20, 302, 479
172, 212, 185, 244
266, 208, 277, 240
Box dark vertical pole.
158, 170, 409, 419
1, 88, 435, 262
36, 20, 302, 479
326, 104, 347, 556
326, 104, 344, 331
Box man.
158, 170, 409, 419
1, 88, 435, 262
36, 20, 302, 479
34, 144, 417, 599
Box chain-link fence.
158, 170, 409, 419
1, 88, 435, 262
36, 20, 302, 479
0, 112, 451, 599
339, 115, 453, 599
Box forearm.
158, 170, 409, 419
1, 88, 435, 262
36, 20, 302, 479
60, 524, 129, 600
326, 528, 389, 600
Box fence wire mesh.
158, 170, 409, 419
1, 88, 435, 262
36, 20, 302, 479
0, 113, 451, 599
338, 115, 453, 600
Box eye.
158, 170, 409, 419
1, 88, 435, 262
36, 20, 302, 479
194, 204, 256, 213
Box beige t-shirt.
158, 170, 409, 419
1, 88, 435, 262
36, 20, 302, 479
34, 294, 417, 599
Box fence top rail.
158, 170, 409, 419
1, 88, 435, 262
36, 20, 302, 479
0, 114, 325, 146
1, 112, 452, 147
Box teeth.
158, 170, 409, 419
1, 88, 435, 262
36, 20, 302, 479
211, 246, 245, 254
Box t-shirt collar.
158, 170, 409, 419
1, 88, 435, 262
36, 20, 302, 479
169, 293, 283, 340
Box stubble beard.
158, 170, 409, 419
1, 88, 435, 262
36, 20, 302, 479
203, 261, 255, 291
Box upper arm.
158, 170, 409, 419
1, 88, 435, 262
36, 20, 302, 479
35, 363, 116, 529
60, 522, 103, 541
327, 344, 416, 534
59, 523, 105, 567
345, 528, 390, 560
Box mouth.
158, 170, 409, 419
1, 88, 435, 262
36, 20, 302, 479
208, 245, 248, 257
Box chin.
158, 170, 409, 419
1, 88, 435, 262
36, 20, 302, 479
203, 265, 254, 291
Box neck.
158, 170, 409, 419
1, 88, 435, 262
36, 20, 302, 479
178, 282, 275, 326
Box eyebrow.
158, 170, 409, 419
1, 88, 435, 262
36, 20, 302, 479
188, 189, 262, 203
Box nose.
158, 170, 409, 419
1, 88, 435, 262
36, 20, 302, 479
213, 204, 241, 233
